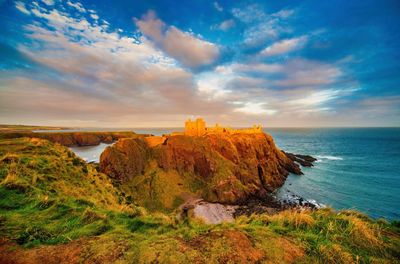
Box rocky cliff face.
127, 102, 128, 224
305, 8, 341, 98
100, 138, 150, 182
100, 133, 302, 208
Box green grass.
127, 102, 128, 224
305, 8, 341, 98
0, 137, 399, 263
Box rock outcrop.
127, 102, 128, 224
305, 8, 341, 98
100, 132, 305, 207
283, 152, 317, 167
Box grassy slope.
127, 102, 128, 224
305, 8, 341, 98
0, 138, 399, 263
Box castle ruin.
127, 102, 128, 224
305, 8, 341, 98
184, 118, 206, 136
144, 118, 263, 147
184, 118, 263, 136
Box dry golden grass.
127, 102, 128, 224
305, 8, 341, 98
267, 209, 316, 229
345, 215, 383, 248
318, 243, 355, 264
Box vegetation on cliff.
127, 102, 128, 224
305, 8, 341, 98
0, 137, 399, 263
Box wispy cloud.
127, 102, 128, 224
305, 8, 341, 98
274, 59, 342, 87
213, 2, 223, 12
15, 1, 30, 15
261, 36, 307, 56
90, 13, 99, 20
66, 1, 86, 13
234, 102, 277, 115
41, 0, 54, 6
232, 5, 295, 47
218, 19, 235, 31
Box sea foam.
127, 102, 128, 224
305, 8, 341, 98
315, 155, 343, 161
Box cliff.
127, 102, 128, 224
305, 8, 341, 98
100, 132, 302, 207
0, 131, 140, 147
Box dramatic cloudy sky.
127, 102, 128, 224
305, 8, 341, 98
0, 0, 399, 127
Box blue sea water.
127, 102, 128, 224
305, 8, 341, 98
68, 127, 400, 220
69, 143, 113, 163
268, 128, 400, 220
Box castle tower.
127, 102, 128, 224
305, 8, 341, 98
185, 118, 206, 136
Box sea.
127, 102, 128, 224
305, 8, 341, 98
59, 127, 400, 220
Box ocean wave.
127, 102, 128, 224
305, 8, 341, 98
315, 155, 343, 161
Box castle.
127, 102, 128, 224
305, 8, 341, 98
184, 118, 263, 136
144, 118, 263, 147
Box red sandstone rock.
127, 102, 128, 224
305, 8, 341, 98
100, 138, 149, 183
99, 132, 302, 204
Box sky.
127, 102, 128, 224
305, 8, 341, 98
0, 0, 399, 127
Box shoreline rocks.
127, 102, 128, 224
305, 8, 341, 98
283, 151, 317, 167
277, 189, 326, 209
178, 191, 324, 224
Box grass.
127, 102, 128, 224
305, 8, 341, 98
0, 137, 399, 263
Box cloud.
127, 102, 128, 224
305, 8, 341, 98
218, 19, 235, 31
9, 1, 389, 127
90, 14, 99, 20
15, 1, 30, 15
135, 11, 220, 68
273, 9, 295, 19
288, 89, 340, 107
231, 5, 295, 47
41, 0, 54, 6
66, 1, 85, 13
213, 2, 223, 12
5, 2, 234, 126
261, 36, 307, 56
234, 102, 277, 115
224, 63, 283, 74
274, 59, 342, 87
194, 56, 353, 120
232, 4, 265, 23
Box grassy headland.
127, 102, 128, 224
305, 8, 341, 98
0, 131, 140, 146
0, 124, 69, 132
0, 137, 399, 263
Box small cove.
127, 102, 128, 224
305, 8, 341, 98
69, 142, 113, 162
